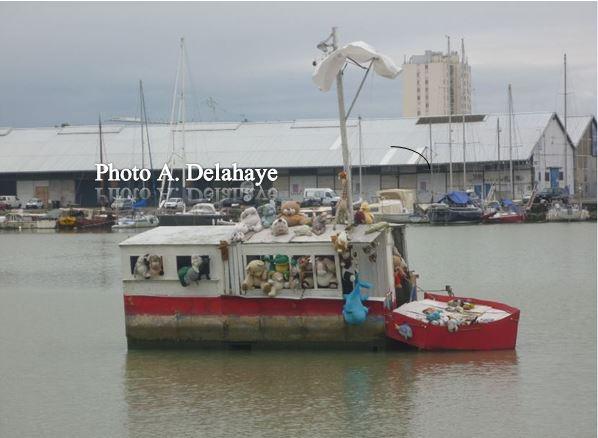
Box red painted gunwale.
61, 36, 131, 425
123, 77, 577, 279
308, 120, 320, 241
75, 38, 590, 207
385, 292, 520, 351
124, 294, 386, 318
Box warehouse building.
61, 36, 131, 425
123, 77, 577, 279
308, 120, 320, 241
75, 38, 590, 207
0, 112, 594, 206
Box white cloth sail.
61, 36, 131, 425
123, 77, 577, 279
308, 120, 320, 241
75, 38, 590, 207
313, 41, 401, 92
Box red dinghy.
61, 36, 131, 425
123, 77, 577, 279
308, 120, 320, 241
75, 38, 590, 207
483, 211, 525, 224
386, 293, 520, 351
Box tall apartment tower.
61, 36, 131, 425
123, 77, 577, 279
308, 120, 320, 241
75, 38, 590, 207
402, 45, 472, 117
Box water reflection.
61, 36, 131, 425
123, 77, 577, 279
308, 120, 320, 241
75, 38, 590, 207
123, 349, 518, 436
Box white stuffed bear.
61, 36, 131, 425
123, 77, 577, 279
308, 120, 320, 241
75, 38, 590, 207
271, 217, 289, 236
315, 257, 338, 288
239, 207, 263, 232
267, 271, 285, 297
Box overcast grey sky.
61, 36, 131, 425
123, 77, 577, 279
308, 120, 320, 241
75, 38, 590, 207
0, 2, 596, 127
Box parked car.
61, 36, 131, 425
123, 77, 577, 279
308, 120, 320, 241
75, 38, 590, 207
111, 197, 134, 210
214, 196, 257, 209
161, 197, 185, 210
0, 195, 21, 209
25, 198, 44, 209
301, 188, 340, 207
536, 187, 569, 202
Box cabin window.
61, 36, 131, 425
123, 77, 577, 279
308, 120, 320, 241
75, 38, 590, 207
129, 256, 139, 275
130, 255, 164, 277
176, 255, 211, 283
291, 255, 313, 290
314, 255, 339, 289
242, 253, 342, 293
559, 172, 564, 181
545, 172, 549, 182
176, 256, 192, 271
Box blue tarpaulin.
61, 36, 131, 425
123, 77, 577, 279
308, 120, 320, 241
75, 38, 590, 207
133, 199, 148, 208
436, 191, 470, 205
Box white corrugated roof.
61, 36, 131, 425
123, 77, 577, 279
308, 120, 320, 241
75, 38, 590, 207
565, 115, 595, 147
0, 112, 565, 173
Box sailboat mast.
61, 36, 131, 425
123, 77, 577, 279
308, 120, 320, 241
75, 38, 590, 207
332, 26, 354, 220
139, 79, 155, 202
563, 53, 568, 193
99, 114, 105, 203
139, 80, 146, 169
429, 122, 433, 201
461, 38, 466, 190
446, 35, 453, 191
180, 37, 187, 210
508, 84, 514, 199
497, 117, 501, 196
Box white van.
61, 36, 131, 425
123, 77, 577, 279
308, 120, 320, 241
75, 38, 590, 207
302, 188, 340, 207
0, 195, 22, 209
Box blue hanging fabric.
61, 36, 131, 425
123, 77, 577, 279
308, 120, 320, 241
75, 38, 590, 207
342, 273, 372, 325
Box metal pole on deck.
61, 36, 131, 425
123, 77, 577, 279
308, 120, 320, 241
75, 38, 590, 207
332, 26, 354, 221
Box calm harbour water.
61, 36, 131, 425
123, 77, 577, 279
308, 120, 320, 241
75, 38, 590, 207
0, 223, 595, 437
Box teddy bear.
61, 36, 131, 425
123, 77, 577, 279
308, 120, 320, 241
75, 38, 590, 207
297, 255, 314, 289
311, 211, 329, 235
134, 254, 163, 279
354, 201, 374, 225
330, 231, 349, 255
241, 259, 271, 294
315, 257, 338, 288
279, 200, 308, 227
239, 206, 263, 232
267, 271, 285, 297
271, 217, 289, 236
231, 221, 248, 242
258, 202, 277, 228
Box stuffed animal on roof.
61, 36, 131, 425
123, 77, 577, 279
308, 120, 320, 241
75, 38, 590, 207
330, 230, 349, 254
258, 202, 277, 228
279, 200, 308, 227
311, 211, 329, 235
271, 217, 289, 236
239, 206, 263, 232
358, 201, 374, 225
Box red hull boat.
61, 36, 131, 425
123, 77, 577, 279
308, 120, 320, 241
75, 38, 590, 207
386, 293, 520, 350
483, 212, 525, 224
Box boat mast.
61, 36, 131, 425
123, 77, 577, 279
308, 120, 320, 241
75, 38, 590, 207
446, 35, 453, 191
461, 38, 466, 190
508, 84, 514, 199
139, 80, 146, 170
160, 37, 187, 208
332, 26, 354, 220
429, 121, 433, 201
496, 117, 501, 197
98, 114, 105, 205
180, 37, 187, 212
563, 53, 568, 193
